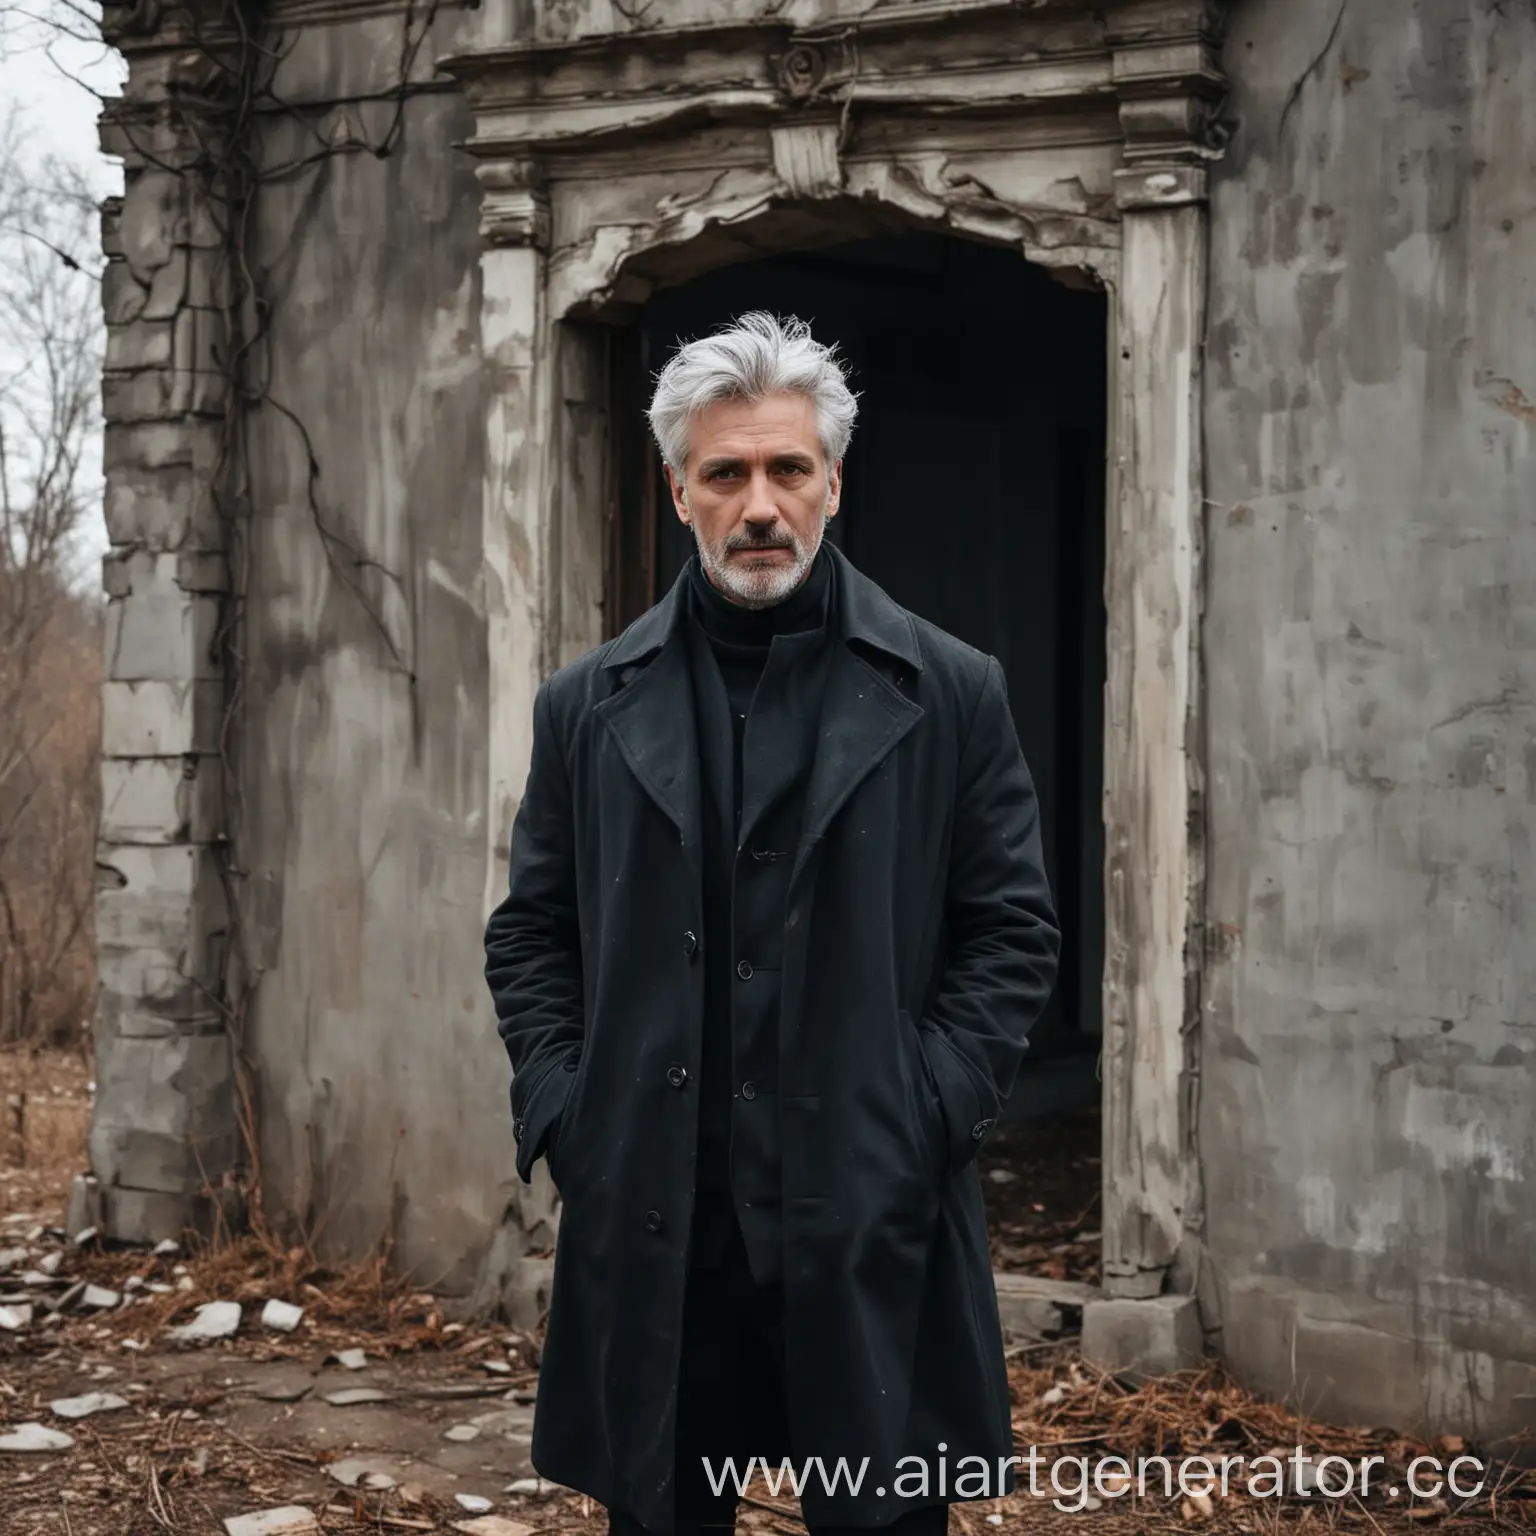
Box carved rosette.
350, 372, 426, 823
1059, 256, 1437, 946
770, 35, 856, 107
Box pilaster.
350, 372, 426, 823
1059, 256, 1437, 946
469, 156, 567, 1271
86, 8, 242, 1244
1099, 0, 1226, 1303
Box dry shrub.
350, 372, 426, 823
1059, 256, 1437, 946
0, 583, 101, 1049
0, 1043, 92, 1221
0, 109, 106, 1051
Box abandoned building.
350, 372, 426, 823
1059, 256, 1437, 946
85, 0, 1534, 1450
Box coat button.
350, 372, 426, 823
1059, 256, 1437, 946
644, 1209, 664, 1232
683, 930, 699, 960
971, 1119, 994, 1141
736, 960, 753, 980
666, 1064, 688, 1089
740, 1081, 757, 1101
513, 1116, 525, 1143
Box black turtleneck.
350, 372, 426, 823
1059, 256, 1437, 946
687, 544, 832, 733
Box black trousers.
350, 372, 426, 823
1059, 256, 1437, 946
607, 1198, 949, 1536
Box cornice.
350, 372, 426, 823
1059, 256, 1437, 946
441, 0, 1228, 174
441, 11, 1120, 160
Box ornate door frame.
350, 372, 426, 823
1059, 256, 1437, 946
443, 0, 1228, 1300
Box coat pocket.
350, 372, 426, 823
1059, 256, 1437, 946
898, 1008, 947, 1176
544, 1061, 581, 1190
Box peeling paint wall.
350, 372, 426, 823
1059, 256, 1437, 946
236, 6, 513, 1292
1203, 0, 1536, 1442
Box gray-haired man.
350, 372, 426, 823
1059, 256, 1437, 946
485, 312, 1060, 1536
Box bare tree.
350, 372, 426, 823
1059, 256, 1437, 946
0, 104, 105, 1048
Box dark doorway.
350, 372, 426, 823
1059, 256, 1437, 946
609, 233, 1107, 1122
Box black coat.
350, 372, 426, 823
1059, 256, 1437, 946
484, 544, 1060, 1529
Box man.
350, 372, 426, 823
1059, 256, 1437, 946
485, 312, 1060, 1536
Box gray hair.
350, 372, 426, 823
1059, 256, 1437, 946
647, 311, 859, 474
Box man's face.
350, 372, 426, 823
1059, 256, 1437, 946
665, 391, 842, 608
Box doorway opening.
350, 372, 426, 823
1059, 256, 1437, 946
606, 232, 1107, 1279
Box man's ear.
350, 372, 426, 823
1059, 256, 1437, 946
826, 458, 844, 521
664, 463, 691, 525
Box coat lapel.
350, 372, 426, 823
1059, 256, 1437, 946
789, 546, 925, 888
593, 569, 704, 868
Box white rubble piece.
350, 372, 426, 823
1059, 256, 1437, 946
328, 1347, 367, 1370
454, 1495, 494, 1514
0, 1422, 76, 1452
38, 1252, 63, 1276
326, 1457, 397, 1490
0, 1247, 26, 1270
153, 1238, 180, 1256
321, 1388, 389, 1406
223, 1509, 320, 1536
503, 1478, 558, 1496
455, 1519, 536, 1536
50, 1392, 130, 1419
444, 1422, 481, 1442
0, 1304, 32, 1331
260, 1299, 303, 1332
168, 1300, 241, 1342
72, 1226, 99, 1246
81, 1285, 122, 1310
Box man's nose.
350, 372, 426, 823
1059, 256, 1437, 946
742, 469, 779, 523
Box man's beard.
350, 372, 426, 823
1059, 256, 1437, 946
692, 496, 829, 609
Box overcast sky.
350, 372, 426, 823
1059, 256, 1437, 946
2, 19, 126, 571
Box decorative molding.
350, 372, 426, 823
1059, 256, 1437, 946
1108, 0, 1230, 202
770, 121, 844, 199
475, 160, 551, 250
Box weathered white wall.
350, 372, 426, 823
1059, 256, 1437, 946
1202, 0, 1536, 1442
236, 5, 514, 1292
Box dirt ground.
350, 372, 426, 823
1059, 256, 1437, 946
977, 1105, 1101, 1284
2, 1049, 1529, 1535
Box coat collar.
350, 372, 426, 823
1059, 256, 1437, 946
600, 541, 924, 677
594, 542, 925, 891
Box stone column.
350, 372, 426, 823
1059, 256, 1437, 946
1094, 1, 1226, 1343
80, 24, 241, 1244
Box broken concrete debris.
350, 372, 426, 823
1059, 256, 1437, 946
453, 1519, 536, 1536
49, 1392, 130, 1419
222, 1509, 319, 1536
260, 1298, 303, 1331
320, 1387, 390, 1406
326, 1456, 397, 1489
168, 1299, 241, 1342
0, 1422, 76, 1453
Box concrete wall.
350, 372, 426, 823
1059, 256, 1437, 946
235, 7, 514, 1292
1202, 0, 1536, 1442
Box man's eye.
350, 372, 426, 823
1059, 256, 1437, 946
705, 468, 739, 482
